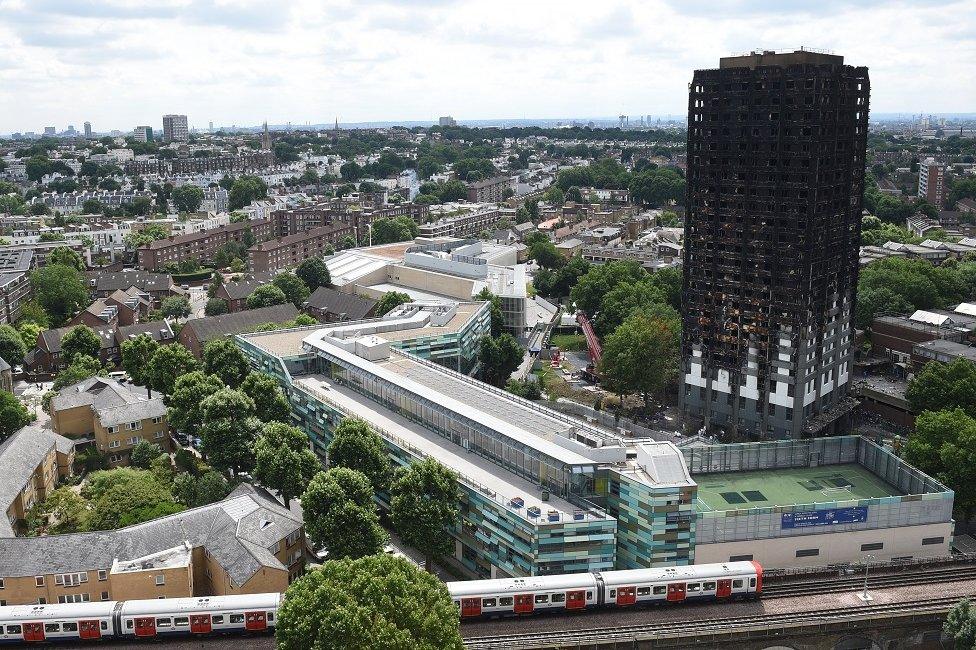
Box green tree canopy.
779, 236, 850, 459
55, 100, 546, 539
600, 309, 680, 409
171, 184, 205, 213
390, 458, 460, 572
85, 469, 181, 530
0, 390, 32, 443
478, 333, 522, 387
300, 467, 387, 560
130, 441, 164, 469
228, 175, 268, 210
246, 284, 288, 309
146, 343, 201, 397
370, 216, 419, 245
474, 288, 504, 338
202, 338, 252, 388
276, 554, 463, 650
906, 358, 976, 417
904, 408, 976, 520
944, 598, 976, 649
161, 296, 191, 320
61, 325, 101, 364
53, 355, 104, 390
205, 297, 229, 316
272, 272, 310, 308
0, 325, 26, 367
120, 334, 160, 394
240, 371, 291, 423
376, 291, 411, 316
200, 388, 259, 474
30, 264, 89, 326
254, 421, 320, 507
327, 418, 391, 492
296, 257, 332, 290
168, 371, 225, 433
47, 246, 85, 271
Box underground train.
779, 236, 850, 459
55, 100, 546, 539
0, 562, 761, 642
0, 593, 279, 644
446, 561, 763, 618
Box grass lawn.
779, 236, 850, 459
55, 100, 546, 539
549, 333, 586, 352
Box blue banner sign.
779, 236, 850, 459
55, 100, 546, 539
781, 506, 867, 529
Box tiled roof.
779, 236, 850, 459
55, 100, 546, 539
181, 304, 298, 344
305, 286, 377, 320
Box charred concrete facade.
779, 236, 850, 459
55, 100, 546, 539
680, 51, 870, 439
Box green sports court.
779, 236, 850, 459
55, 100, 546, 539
694, 463, 903, 513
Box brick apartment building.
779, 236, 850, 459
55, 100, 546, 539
138, 220, 274, 271
248, 223, 354, 273
466, 176, 512, 203
272, 201, 429, 238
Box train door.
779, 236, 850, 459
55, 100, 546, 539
460, 598, 482, 617
134, 617, 156, 637
513, 594, 534, 614
22, 623, 44, 642
245, 611, 267, 631
190, 614, 212, 634
78, 620, 102, 640
667, 583, 686, 602
716, 579, 732, 598
566, 590, 586, 610
616, 587, 637, 606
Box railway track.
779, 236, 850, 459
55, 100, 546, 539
763, 564, 976, 598
464, 597, 963, 650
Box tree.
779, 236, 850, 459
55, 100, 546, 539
254, 422, 320, 507
61, 325, 101, 364
200, 388, 260, 474
276, 554, 463, 650
48, 246, 85, 271
0, 325, 26, 367
173, 470, 231, 507
18, 300, 50, 328
296, 258, 331, 290
246, 284, 288, 309
272, 272, 310, 308
370, 216, 419, 245
376, 291, 411, 316
906, 358, 976, 417
161, 296, 191, 320
240, 371, 291, 423
474, 288, 505, 337
904, 408, 976, 521
171, 184, 204, 213
168, 371, 224, 434
390, 459, 460, 572
130, 441, 164, 469
944, 598, 976, 649
53, 354, 103, 390
17, 321, 42, 350
202, 338, 252, 388
529, 239, 564, 270
600, 310, 680, 410
327, 418, 390, 492
30, 264, 89, 326
204, 297, 229, 316
146, 344, 201, 397
478, 334, 522, 387
0, 391, 32, 443
120, 334, 160, 394
124, 223, 169, 248
228, 175, 268, 210
300, 467, 387, 560
29, 486, 88, 535
628, 167, 685, 206
570, 260, 647, 318
339, 161, 364, 182
87, 471, 182, 530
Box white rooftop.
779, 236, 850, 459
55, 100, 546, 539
909, 309, 952, 326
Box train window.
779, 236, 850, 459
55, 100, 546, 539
499, 597, 513, 607
704, 582, 716, 591
750, 578, 756, 588
609, 589, 616, 598
733, 580, 743, 588
101, 621, 108, 630
653, 586, 666, 595
637, 587, 650, 596
267, 613, 274, 622
126, 621, 133, 630
212, 615, 225, 625
587, 591, 593, 600
175, 617, 189, 626
63, 623, 78, 632
534, 595, 549, 604
552, 594, 565, 603
482, 598, 496, 608
156, 618, 172, 628
688, 583, 701, 593
229, 614, 244, 624
45, 623, 60, 633
6, 625, 21, 634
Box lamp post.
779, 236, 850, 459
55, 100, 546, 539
858, 554, 874, 602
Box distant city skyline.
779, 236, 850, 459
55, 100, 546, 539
0, 0, 974, 133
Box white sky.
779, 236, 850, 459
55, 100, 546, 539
1, 0, 974, 133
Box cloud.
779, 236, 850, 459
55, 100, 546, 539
0, 0, 974, 133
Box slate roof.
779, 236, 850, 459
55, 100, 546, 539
305, 286, 377, 321
181, 304, 298, 344
49, 376, 163, 421
0, 484, 302, 586
219, 279, 265, 301
116, 321, 174, 345
89, 271, 173, 293
38, 325, 117, 354
0, 426, 74, 536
